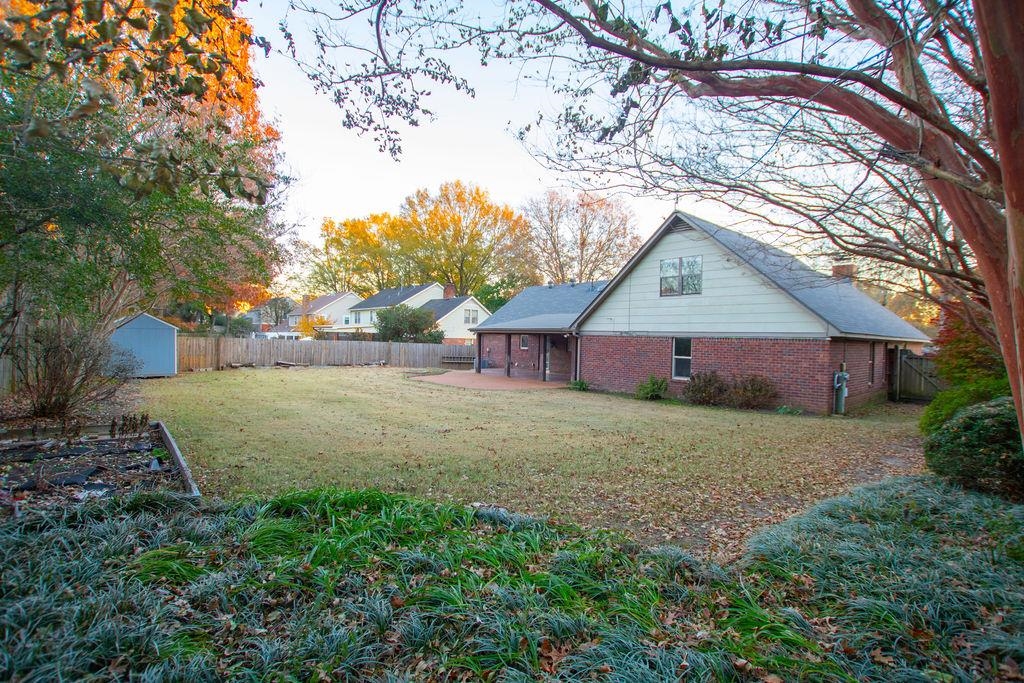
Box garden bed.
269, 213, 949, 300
0, 417, 198, 516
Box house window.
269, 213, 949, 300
354, 311, 361, 324
370, 310, 375, 322
343, 315, 350, 325
520, 335, 529, 350
672, 338, 692, 379
660, 256, 702, 296
464, 308, 478, 325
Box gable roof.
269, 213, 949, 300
474, 281, 608, 333
289, 292, 356, 316
418, 295, 474, 321
351, 284, 437, 310
575, 211, 929, 342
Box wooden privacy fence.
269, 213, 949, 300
892, 351, 945, 402
178, 336, 476, 372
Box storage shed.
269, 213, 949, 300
111, 313, 178, 377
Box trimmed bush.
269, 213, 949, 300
683, 371, 729, 406
920, 375, 1010, 434
924, 396, 1024, 492
727, 374, 778, 409
635, 375, 668, 400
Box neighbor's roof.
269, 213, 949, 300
289, 292, 355, 316
419, 296, 474, 321
351, 284, 437, 310
474, 282, 608, 333
576, 211, 930, 342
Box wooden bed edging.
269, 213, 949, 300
155, 421, 200, 497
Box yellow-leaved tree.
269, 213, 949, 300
295, 315, 332, 339
322, 214, 416, 294
401, 181, 533, 295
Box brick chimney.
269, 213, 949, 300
443, 282, 456, 299
832, 262, 857, 279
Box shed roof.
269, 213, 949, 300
114, 312, 178, 330
351, 284, 436, 310
474, 282, 608, 333
575, 211, 929, 342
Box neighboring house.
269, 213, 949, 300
474, 211, 929, 413
286, 292, 363, 329
244, 298, 297, 328
110, 313, 178, 377
320, 283, 490, 343
417, 294, 491, 345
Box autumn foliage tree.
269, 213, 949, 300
294, 314, 331, 339
401, 181, 532, 295
523, 191, 641, 284
310, 181, 534, 298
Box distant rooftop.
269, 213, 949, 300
351, 284, 437, 310
418, 295, 474, 321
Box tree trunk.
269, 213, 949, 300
976, 0, 1024, 437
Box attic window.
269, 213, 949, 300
660, 256, 702, 296
464, 308, 478, 324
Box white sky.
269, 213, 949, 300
240, 2, 733, 244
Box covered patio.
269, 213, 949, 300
470, 281, 608, 383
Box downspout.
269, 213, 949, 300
573, 332, 582, 383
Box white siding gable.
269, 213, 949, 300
435, 297, 490, 341
579, 228, 829, 337
315, 292, 362, 326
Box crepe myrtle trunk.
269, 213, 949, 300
976, 0, 1024, 442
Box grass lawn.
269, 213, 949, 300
1, 479, 1021, 680
142, 367, 923, 555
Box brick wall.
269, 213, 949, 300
579, 335, 839, 413
478, 333, 543, 375
830, 339, 889, 409
478, 333, 574, 379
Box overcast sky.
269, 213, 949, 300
240, 3, 737, 245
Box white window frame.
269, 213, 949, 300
343, 315, 350, 325
520, 335, 529, 350
660, 256, 703, 296
464, 308, 478, 324
353, 311, 361, 324
672, 338, 692, 380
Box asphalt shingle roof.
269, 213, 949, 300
676, 212, 930, 342
475, 282, 608, 332
289, 292, 352, 316
351, 284, 436, 310
418, 296, 472, 321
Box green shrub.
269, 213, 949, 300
920, 375, 1010, 434
683, 371, 729, 406
635, 375, 668, 400
924, 396, 1024, 492
726, 375, 778, 409
567, 379, 589, 391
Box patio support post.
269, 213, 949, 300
541, 335, 547, 382
505, 334, 512, 377
475, 335, 481, 373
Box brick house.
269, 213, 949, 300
474, 211, 929, 413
